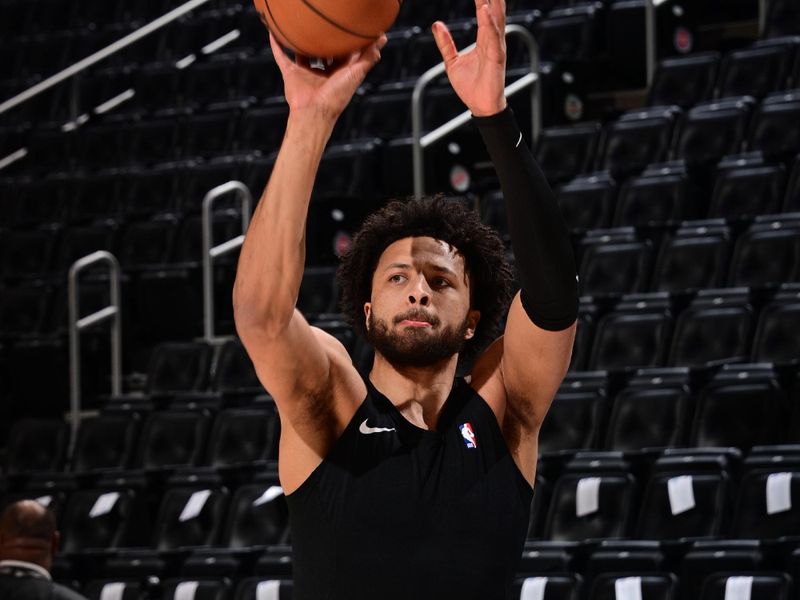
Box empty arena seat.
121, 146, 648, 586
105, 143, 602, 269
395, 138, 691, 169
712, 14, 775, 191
222, 481, 288, 548
635, 460, 731, 541
233, 578, 293, 600
134, 268, 205, 343
556, 173, 618, 233
539, 372, 608, 454
764, 0, 800, 38
122, 165, 181, 219
597, 106, 680, 179
588, 573, 677, 600
604, 367, 692, 451
715, 40, 798, 99
59, 489, 142, 553
733, 468, 800, 539
544, 470, 636, 542
117, 216, 179, 270
785, 155, 800, 212
52, 225, 118, 274
77, 123, 128, 170
183, 112, 238, 161
535, 2, 604, 63
747, 89, 800, 161
296, 266, 338, 316
727, 213, 800, 288
71, 414, 141, 473
511, 574, 582, 600
205, 408, 279, 468
648, 52, 720, 108
691, 364, 791, 451
0, 285, 52, 337
708, 159, 786, 221
534, 121, 601, 185
69, 173, 124, 225
680, 541, 763, 600
146, 342, 214, 397
135, 410, 212, 470
0, 229, 59, 282
130, 118, 183, 165
671, 96, 755, 167
83, 580, 144, 600
182, 57, 240, 111
4, 419, 68, 476
587, 292, 673, 371
568, 299, 596, 372
213, 339, 263, 395
158, 579, 231, 600
650, 219, 731, 293
612, 163, 699, 228
699, 572, 793, 600
751, 283, 800, 365
577, 228, 654, 297
667, 287, 755, 368
153, 488, 229, 551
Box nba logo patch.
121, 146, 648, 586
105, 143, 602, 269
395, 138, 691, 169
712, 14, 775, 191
459, 422, 478, 449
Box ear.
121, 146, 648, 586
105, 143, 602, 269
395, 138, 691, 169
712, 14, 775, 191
464, 309, 481, 340
363, 302, 372, 330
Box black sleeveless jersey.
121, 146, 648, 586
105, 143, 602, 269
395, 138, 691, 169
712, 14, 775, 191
286, 377, 534, 600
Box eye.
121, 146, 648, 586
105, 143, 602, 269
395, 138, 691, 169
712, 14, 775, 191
433, 277, 451, 288
389, 274, 406, 284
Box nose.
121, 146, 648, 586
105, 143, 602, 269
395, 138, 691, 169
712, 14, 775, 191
408, 275, 431, 306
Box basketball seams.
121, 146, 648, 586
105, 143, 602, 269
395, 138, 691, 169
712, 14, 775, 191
260, 0, 319, 57
299, 0, 376, 39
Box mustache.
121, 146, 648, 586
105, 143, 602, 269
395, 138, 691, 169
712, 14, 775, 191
394, 309, 439, 326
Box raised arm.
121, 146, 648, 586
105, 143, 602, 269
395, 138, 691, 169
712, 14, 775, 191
433, 0, 578, 437
233, 35, 385, 489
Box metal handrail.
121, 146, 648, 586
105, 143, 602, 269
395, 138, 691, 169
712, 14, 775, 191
759, 0, 768, 36
0, 0, 213, 116
411, 24, 541, 198
68, 251, 122, 455
202, 181, 252, 343
645, 0, 656, 88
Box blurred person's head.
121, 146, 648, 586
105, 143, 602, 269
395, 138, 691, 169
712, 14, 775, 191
0, 500, 59, 572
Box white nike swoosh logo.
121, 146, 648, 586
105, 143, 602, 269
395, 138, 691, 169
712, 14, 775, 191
359, 419, 397, 435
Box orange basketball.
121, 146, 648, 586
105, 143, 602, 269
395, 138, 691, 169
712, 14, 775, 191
253, 0, 401, 58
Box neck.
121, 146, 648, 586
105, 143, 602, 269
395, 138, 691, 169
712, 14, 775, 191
369, 353, 459, 430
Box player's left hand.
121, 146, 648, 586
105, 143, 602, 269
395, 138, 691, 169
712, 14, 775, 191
432, 0, 507, 117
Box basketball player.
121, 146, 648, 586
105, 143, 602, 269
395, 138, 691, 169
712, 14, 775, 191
233, 0, 578, 597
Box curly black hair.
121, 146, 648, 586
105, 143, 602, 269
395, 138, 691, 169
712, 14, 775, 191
337, 196, 515, 360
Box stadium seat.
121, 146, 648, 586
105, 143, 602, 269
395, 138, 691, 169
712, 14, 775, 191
83, 580, 144, 600
0, 285, 52, 337
596, 106, 681, 179
52, 225, 118, 274
707, 159, 786, 221
152, 488, 229, 551
690, 364, 791, 451
577, 228, 654, 297
715, 40, 798, 99
785, 154, 800, 212
205, 408, 279, 468
568, 299, 597, 372
650, 219, 732, 293
233, 578, 293, 600
534, 122, 601, 185
588, 573, 677, 600
121, 165, 181, 219
671, 96, 755, 167
634, 457, 731, 541
510, 574, 582, 600
131, 118, 183, 165
648, 52, 720, 109
353, 86, 412, 140
535, 3, 605, 63
212, 340, 263, 396
556, 173, 618, 233
59, 489, 143, 553
604, 367, 692, 451
0, 229, 59, 282
135, 410, 212, 470
296, 266, 339, 317
69, 173, 124, 225
587, 292, 673, 371
667, 287, 755, 368
763, 0, 800, 38
117, 216, 179, 270
733, 467, 800, 539
221, 481, 288, 548
699, 573, 794, 600
539, 372, 609, 454
71, 414, 141, 473
182, 57, 240, 111
145, 342, 214, 398
543, 469, 636, 542
747, 89, 800, 161
680, 541, 763, 600
3, 419, 68, 476
612, 163, 699, 228
183, 112, 238, 161
727, 213, 800, 288
158, 579, 231, 600
751, 283, 800, 365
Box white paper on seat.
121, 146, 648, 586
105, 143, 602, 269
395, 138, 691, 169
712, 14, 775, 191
766, 472, 792, 515
253, 486, 284, 507
520, 576, 547, 600
256, 580, 281, 600
90, 491, 120, 518
614, 576, 643, 600
35, 495, 52, 508
724, 576, 753, 600
174, 581, 199, 600
178, 490, 211, 522
667, 475, 696, 515
99, 582, 126, 600
576, 477, 601, 517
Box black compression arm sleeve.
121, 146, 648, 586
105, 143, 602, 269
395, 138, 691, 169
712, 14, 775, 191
473, 107, 578, 331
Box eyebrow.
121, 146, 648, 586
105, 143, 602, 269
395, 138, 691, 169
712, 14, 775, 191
384, 262, 458, 277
